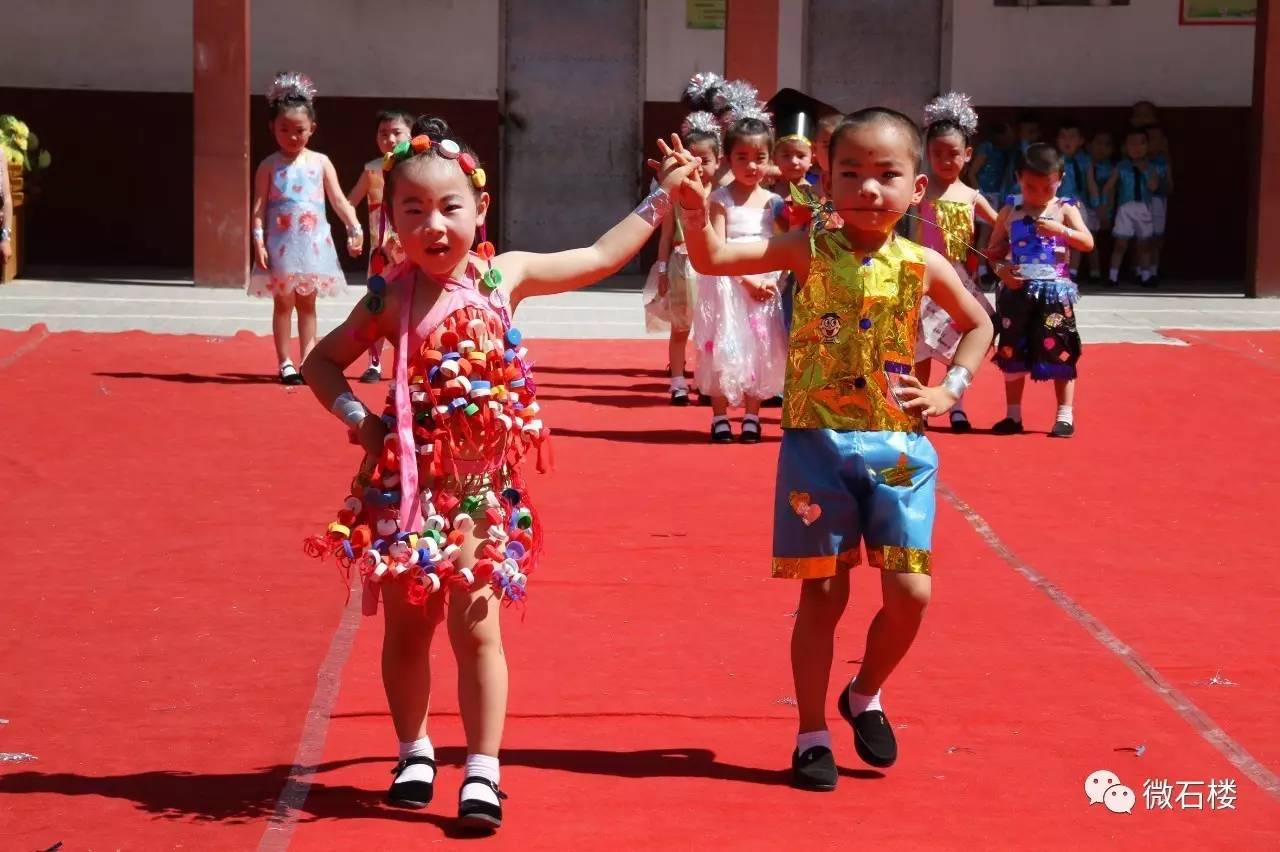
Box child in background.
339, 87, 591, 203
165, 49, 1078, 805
1104, 127, 1160, 287
1054, 118, 1091, 280
347, 109, 413, 382
666, 107, 993, 791
969, 121, 1014, 283
249, 72, 362, 385
1084, 131, 1116, 282
1144, 124, 1173, 285
648, 111, 722, 404
912, 93, 998, 432
1001, 110, 1042, 201
988, 143, 1093, 438
810, 112, 844, 186
694, 113, 788, 443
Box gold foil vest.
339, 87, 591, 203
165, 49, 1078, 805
929, 199, 973, 264
782, 231, 926, 433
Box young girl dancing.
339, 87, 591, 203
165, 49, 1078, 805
663, 108, 993, 791
302, 117, 690, 831
648, 111, 722, 404
249, 72, 362, 384
693, 112, 789, 444
988, 143, 1094, 438
347, 109, 413, 382
911, 93, 997, 432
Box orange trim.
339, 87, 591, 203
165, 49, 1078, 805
772, 548, 860, 579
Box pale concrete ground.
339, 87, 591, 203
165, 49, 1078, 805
1, 268, 1278, 345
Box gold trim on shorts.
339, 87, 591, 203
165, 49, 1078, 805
772, 548, 860, 579
869, 545, 932, 575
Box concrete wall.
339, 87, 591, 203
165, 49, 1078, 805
947, 0, 1255, 106
0, 0, 500, 98
645, 0, 726, 101
806, 0, 942, 115
0, 0, 192, 92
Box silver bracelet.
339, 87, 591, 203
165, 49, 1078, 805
633, 187, 672, 227
331, 392, 371, 429
655, 261, 668, 274
0, 226, 10, 242
346, 224, 363, 238
942, 365, 973, 398
252, 226, 265, 243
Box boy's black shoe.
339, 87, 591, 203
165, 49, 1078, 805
1049, 420, 1075, 438
791, 746, 838, 792
359, 365, 381, 383
838, 689, 897, 768
386, 756, 435, 809
991, 417, 1024, 435
457, 776, 507, 831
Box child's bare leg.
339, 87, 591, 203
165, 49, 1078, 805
669, 327, 690, 380
272, 292, 296, 365
850, 571, 931, 696
791, 573, 851, 733
1108, 238, 1129, 282
449, 583, 508, 757
295, 291, 319, 364
1055, 377, 1075, 407
382, 580, 446, 742
744, 395, 761, 417
712, 395, 729, 418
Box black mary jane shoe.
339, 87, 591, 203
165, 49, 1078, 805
279, 364, 305, 386
670, 387, 690, 406
838, 688, 898, 769
457, 776, 508, 831
711, 419, 734, 444
791, 746, 838, 792
386, 756, 436, 809
359, 365, 381, 384
990, 417, 1024, 435
739, 419, 762, 444
949, 410, 973, 433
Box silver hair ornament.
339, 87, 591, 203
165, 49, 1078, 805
923, 92, 978, 137
267, 71, 317, 107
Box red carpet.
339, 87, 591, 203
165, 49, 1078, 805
1, 326, 1278, 849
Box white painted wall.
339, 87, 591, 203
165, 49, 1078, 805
947, 0, 1255, 106
252, 0, 499, 100
645, 0, 726, 100
0, 0, 498, 99
777, 0, 806, 91
0, 0, 192, 92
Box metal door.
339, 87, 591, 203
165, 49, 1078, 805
500, 0, 642, 265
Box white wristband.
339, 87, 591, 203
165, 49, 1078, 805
942, 365, 973, 399
331, 392, 371, 429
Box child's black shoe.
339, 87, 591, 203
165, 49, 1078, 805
790, 746, 837, 792
838, 689, 898, 768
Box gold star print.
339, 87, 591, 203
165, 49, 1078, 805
877, 453, 921, 488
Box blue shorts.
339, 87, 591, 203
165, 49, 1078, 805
772, 429, 937, 579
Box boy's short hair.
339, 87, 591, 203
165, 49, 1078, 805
1015, 110, 1040, 126
1017, 142, 1063, 176
831, 107, 923, 168
376, 109, 415, 128
1057, 117, 1083, 135
1123, 126, 1149, 143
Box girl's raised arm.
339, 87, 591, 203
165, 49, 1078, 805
497, 145, 699, 311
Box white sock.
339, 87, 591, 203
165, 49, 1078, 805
847, 681, 883, 715
394, 736, 436, 785
1108, 267, 1119, 282
1056, 404, 1074, 425
1006, 403, 1022, 422
712, 414, 729, 427
742, 413, 760, 424
1139, 268, 1152, 282
461, 753, 501, 806
796, 729, 831, 754
670, 375, 687, 391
